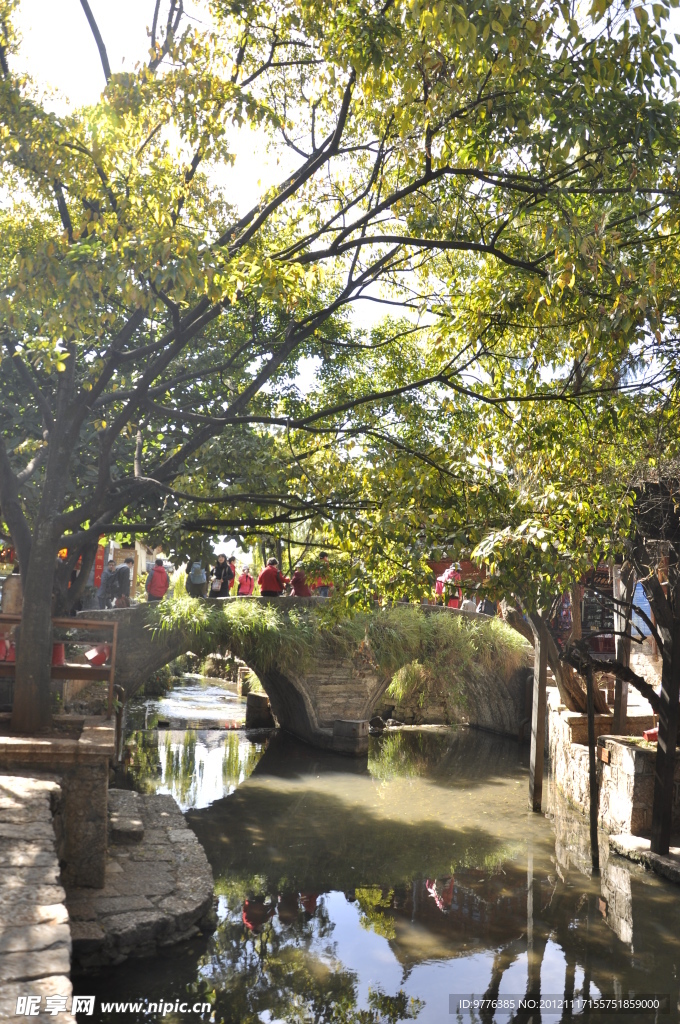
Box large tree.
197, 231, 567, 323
0, 0, 678, 732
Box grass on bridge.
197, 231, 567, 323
153, 596, 529, 707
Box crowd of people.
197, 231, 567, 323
96, 550, 500, 612
184, 552, 334, 601
97, 556, 171, 608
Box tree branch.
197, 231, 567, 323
563, 643, 660, 715
3, 340, 54, 430
79, 0, 111, 83
16, 445, 47, 485
0, 435, 33, 578
295, 235, 549, 276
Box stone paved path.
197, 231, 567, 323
66, 790, 214, 970
0, 775, 74, 1023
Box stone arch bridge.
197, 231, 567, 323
84, 599, 532, 755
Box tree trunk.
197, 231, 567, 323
11, 528, 58, 734
650, 618, 680, 855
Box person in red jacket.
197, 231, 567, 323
237, 567, 255, 596
258, 558, 289, 596
146, 558, 170, 602
290, 567, 312, 597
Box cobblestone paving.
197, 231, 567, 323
0, 775, 74, 1023
66, 789, 214, 970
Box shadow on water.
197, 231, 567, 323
186, 730, 529, 894
75, 709, 680, 1024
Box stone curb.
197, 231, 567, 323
609, 833, 680, 884
66, 790, 214, 970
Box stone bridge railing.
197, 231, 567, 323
82, 599, 531, 755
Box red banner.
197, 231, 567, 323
94, 545, 106, 588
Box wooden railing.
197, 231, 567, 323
0, 614, 118, 717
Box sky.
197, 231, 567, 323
13, 0, 294, 216
11, 0, 398, 335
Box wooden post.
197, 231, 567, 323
651, 619, 680, 855
612, 562, 633, 734
585, 665, 600, 874
571, 584, 582, 642
529, 621, 548, 812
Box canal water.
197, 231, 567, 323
75, 678, 680, 1023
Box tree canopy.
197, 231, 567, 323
2, 0, 680, 731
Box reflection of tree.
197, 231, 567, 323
123, 728, 267, 805
189, 897, 422, 1024
355, 887, 396, 940
368, 731, 454, 782
124, 729, 163, 793
165, 730, 198, 805
222, 733, 264, 791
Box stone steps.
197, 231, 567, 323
66, 790, 214, 970
108, 789, 144, 844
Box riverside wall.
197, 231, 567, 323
547, 689, 680, 837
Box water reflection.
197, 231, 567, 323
124, 728, 268, 811
125, 676, 248, 732
120, 677, 268, 810
76, 718, 680, 1024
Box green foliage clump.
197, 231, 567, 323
153, 598, 529, 709
138, 664, 175, 697
355, 887, 396, 940
384, 611, 529, 713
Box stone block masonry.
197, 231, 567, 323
66, 789, 214, 970
547, 691, 679, 837
0, 715, 115, 887
0, 775, 75, 1023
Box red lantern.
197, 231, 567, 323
51, 643, 66, 666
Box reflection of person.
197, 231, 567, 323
258, 558, 288, 597
277, 892, 300, 925
242, 898, 275, 933
299, 892, 320, 917
426, 876, 455, 912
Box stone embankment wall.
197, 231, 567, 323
547, 690, 676, 837
548, 780, 634, 944
0, 776, 74, 1022
0, 716, 114, 888
0, 774, 215, 1017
